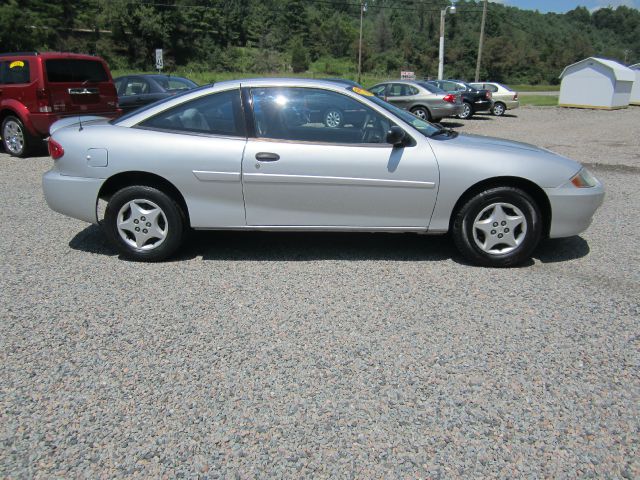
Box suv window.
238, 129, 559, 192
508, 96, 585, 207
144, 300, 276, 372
139, 89, 244, 137
251, 87, 395, 145
45, 59, 108, 83
0, 60, 31, 84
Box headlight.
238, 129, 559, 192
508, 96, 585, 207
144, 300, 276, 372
570, 168, 598, 188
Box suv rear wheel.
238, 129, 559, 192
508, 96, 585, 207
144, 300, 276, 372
2, 116, 32, 157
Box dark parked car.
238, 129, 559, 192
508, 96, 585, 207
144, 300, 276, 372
426, 79, 493, 119
0, 51, 120, 157
114, 74, 198, 113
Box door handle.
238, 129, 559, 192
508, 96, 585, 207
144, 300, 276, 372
255, 152, 280, 162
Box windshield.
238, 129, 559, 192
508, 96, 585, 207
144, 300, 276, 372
350, 86, 439, 137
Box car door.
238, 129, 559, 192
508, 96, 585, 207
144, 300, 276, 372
120, 76, 156, 112
385, 83, 415, 110
136, 88, 247, 227
241, 86, 439, 228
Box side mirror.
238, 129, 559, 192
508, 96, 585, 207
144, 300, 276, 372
386, 126, 406, 147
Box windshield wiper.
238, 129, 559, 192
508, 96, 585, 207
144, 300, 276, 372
430, 126, 454, 137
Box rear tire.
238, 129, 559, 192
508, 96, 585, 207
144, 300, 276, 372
410, 106, 431, 121
104, 186, 185, 262
457, 102, 473, 120
452, 186, 542, 267
2, 116, 34, 157
491, 102, 506, 116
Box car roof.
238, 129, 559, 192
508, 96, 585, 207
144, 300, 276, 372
0, 52, 105, 61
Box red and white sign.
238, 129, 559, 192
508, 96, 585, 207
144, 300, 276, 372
400, 70, 416, 80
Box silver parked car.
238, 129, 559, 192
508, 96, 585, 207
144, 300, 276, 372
469, 82, 520, 116
369, 80, 463, 122
43, 78, 604, 267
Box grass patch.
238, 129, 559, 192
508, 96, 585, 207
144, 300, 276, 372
519, 95, 559, 106
510, 84, 560, 92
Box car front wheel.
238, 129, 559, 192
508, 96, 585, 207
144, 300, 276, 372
457, 102, 473, 119
452, 187, 542, 267
492, 102, 506, 116
2, 116, 33, 157
104, 186, 185, 261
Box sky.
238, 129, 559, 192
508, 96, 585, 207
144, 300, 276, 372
489, 0, 640, 13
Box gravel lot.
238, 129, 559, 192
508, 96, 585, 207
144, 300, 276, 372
1, 106, 639, 478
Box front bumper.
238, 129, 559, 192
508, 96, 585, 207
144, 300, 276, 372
43, 170, 104, 224
545, 182, 605, 238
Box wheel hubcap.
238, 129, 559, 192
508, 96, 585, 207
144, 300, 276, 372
461, 104, 471, 118
3, 120, 24, 154
117, 199, 168, 250
472, 202, 527, 255
325, 111, 341, 128
413, 109, 427, 119
494, 104, 505, 115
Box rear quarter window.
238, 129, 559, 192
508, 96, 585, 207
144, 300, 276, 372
45, 59, 109, 83
0, 60, 31, 84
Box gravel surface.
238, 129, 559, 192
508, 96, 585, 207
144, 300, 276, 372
1, 106, 639, 478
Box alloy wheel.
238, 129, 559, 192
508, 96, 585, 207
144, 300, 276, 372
325, 110, 342, 128
3, 119, 25, 155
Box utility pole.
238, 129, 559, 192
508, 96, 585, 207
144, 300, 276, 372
475, 0, 488, 82
357, 2, 366, 84
623, 49, 631, 64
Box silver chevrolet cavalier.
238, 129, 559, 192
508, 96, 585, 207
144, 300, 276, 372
42, 78, 604, 267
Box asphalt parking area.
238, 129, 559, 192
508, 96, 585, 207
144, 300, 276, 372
1, 107, 639, 478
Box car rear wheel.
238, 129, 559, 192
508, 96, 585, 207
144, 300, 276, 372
104, 186, 185, 262
452, 186, 542, 267
492, 102, 506, 116
457, 102, 473, 120
410, 106, 431, 121
2, 116, 32, 157
324, 108, 343, 128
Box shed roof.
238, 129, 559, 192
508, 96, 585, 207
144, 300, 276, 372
559, 57, 635, 81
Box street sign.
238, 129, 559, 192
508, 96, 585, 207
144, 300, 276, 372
400, 70, 416, 80
155, 49, 163, 71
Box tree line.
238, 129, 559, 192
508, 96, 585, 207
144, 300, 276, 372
1, 0, 639, 84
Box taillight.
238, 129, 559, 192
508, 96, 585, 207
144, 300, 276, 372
513, 92, 518, 100
36, 88, 52, 113
485, 91, 492, 99
443, 94, 456, 103
48, 138, 64, 159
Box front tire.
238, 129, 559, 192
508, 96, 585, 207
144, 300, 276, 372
104, 186, 185, 261
457, 102, 473, 120
2, 116, 33, 157
491, 102, 506, 116
452, 187, 542, 267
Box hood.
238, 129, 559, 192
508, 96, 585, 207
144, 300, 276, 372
450, 133, 548, 154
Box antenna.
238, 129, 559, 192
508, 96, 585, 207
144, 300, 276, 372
79, 115, 83, 131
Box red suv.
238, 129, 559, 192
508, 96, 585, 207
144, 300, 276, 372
0, 52, 121, 157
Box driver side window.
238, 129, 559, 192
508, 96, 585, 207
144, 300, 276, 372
250, 87, 395, 145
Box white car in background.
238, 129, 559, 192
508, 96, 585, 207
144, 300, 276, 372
470, 82, 520, 116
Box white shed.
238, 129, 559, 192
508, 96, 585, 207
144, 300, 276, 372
630, 63, 640, 106
558, 57, 634, 109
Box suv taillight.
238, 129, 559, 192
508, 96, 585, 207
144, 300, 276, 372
36, 88, 52, 113
48, 138, 64, 159
443, 94, 456, 103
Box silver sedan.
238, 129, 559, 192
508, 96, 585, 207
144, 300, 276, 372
42, 78, 604, 267
369, 80, 464, 122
